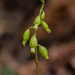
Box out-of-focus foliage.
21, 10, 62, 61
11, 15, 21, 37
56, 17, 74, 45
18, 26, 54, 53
0, 65, 16, 75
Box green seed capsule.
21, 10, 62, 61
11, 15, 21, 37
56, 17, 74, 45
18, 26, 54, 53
39, 45, 49, 60
41, 11, 45, 20
42, 21, 49, 29
33, 24, 38, 30
42, 21, 51, 34
34, 16, 41, 25
23, 29, 30, 41
29, 35, 38, 48
30, 48, 35, 55
22, 41, 26, 47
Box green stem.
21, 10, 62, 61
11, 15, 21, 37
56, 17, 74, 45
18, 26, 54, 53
34, 1, 45, 75
34, 29, 39, 75
39, 1, 45, 16
35, 47, 39, 75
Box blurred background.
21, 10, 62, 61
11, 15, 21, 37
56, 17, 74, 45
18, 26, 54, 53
0, 0, 75, 75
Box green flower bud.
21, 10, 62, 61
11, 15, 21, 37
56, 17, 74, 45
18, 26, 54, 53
23, 29, 30, 41
30, 48, 35, 55
34, 16, 41, 25
42, 21, 49, 29
39, 45, 49, 60
33, 24, 38, 30
29, 35, 38, 48
42, 21, 51, 34
41, 11, 45, 20
22, 41, 26, 47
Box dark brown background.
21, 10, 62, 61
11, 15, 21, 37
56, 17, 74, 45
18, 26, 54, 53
0, 0, 75, 75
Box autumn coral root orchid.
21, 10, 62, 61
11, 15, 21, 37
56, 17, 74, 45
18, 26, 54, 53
22, 0, 51, 75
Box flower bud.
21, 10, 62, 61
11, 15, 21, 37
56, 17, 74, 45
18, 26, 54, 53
34, 16, 41, 25
30, 48, 35, 55
23, 29, 30, 41
42, 21, 48, 29
41, 11, 45, 20
39, 45, 49, 60
33, 24, 38, 30
42, 21, 51, 34
22, 41, 26, 47
29, 35, 38, 48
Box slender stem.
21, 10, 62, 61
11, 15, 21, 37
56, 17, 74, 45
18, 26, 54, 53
39, 1, 45, 16
35, 47, 39, 75
34, 29, 39, 75
34, 1, 45, 75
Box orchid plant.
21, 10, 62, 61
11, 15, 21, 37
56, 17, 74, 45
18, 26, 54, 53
22, 0, 51, 75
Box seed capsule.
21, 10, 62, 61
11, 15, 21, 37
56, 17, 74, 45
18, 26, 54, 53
30, 48, 35, 55
42, 21, 48, 29
39, 45, 49, 60
34, 16, 41, 25
42, 21, 51, 34
29, 35, 38, 48
23, 29, 30, 41
41, 11, 45, 20
33, 24, 38, 30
